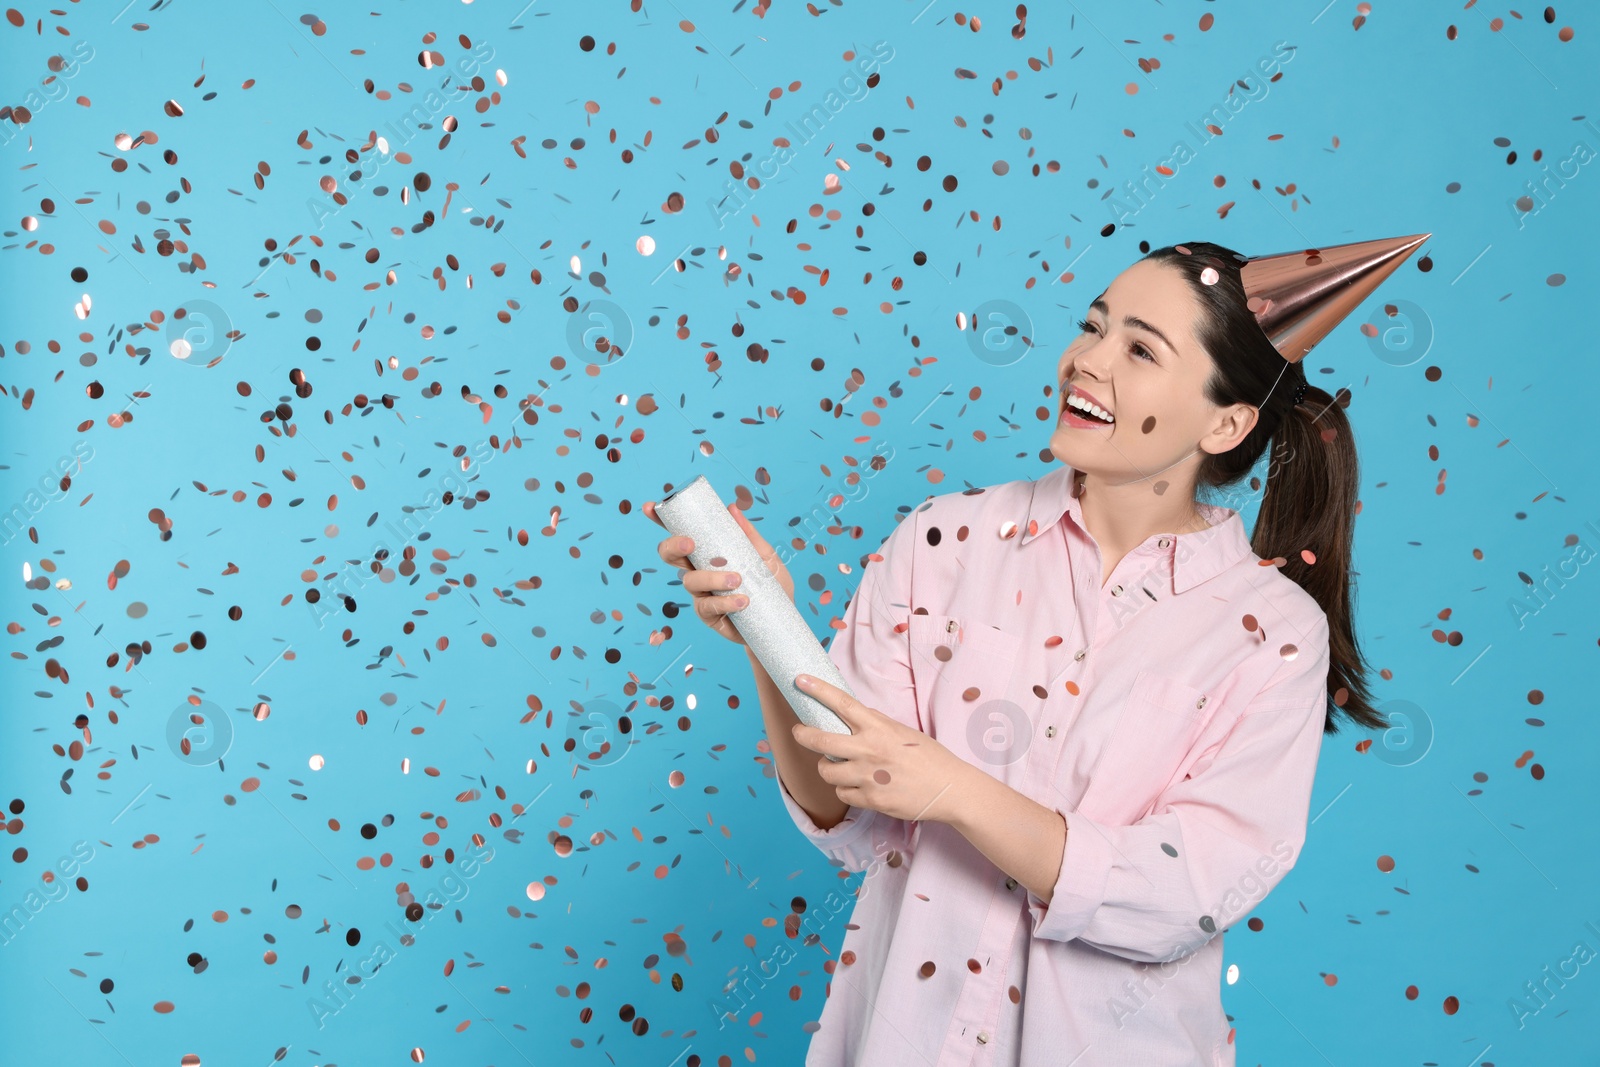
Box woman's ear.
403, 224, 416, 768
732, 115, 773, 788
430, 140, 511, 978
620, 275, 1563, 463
1203, 402, 1259, 455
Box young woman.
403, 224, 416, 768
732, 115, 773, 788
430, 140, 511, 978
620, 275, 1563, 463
646, 236, 1420, 1065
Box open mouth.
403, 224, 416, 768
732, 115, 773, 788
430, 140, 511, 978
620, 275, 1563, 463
1063, 393, 1115, 426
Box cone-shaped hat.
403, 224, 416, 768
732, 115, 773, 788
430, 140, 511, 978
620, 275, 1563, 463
1238, 233, 1431, 363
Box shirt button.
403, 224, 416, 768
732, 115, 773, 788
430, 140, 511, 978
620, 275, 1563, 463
947, 618, 958, 633
977, 1032, 990, 1044
1158, 537, 1171, 548
1004, 876, 1017, 890
1074, 648, 1087, 661
1110, 584, 1123, 596
1197, 695, 1207, 710
1045, 726, 1056, 738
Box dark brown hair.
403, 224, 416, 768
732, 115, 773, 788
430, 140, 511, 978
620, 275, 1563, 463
1139, 240, 1384, 735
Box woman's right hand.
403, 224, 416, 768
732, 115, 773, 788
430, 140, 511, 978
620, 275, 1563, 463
643, 498, 795, 647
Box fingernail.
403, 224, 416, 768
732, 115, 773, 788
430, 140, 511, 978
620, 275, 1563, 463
678, 538, 691, 552
795, 674, 813, 688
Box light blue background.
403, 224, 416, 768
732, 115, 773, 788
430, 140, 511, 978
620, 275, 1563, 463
2, 2, 1594, 1064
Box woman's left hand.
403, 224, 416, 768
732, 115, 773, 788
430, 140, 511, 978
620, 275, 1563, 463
789, 673, 976, 826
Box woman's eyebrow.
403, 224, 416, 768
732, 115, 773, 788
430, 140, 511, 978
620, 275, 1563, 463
1089, 295, 1180, 359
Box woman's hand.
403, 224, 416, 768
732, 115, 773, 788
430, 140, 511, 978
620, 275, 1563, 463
788, 673, 977, 827
642, 498, 795, 646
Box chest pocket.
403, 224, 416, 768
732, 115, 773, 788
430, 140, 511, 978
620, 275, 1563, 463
1077, 668, 1211, 822
907, 613, 1029, 775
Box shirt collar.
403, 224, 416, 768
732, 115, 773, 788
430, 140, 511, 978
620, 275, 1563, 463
1020, 461, 1255, 594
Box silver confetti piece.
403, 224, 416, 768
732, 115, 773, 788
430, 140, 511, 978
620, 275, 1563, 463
656, 474, 854, 762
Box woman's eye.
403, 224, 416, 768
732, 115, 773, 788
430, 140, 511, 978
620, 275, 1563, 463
1076, 318, 1156, 362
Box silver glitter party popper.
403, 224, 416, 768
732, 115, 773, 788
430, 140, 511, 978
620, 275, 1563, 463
654, 474, 853, 763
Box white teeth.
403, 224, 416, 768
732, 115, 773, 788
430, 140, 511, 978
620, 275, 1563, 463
1067, 394, 1114, 423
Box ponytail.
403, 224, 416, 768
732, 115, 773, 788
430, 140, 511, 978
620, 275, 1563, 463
1253, 384, 1385, 732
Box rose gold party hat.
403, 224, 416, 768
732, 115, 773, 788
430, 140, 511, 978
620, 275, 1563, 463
1237, 233, 1432, 363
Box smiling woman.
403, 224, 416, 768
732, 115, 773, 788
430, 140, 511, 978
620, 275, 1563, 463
770, 234, 1430, 1066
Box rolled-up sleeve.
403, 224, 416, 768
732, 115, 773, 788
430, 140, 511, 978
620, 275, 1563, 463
1025, 616, 1332, 963
775, 509, 923, 874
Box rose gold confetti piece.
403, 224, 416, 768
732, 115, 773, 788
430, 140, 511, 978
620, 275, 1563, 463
410, 1050, 425, 1063
527, 882, 545, 901
1279, 643, 1300, 661
240, 777, 260, 792
308, 754, 324, 770
153, 1000, 175, 1013
919, 961, 936, 977
998, 521, 1018, 539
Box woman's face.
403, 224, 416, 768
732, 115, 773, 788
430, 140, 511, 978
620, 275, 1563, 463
1051, 258, 1245, 484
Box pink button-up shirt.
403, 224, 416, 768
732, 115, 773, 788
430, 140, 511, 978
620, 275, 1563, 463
777, 460, 1332, 1066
